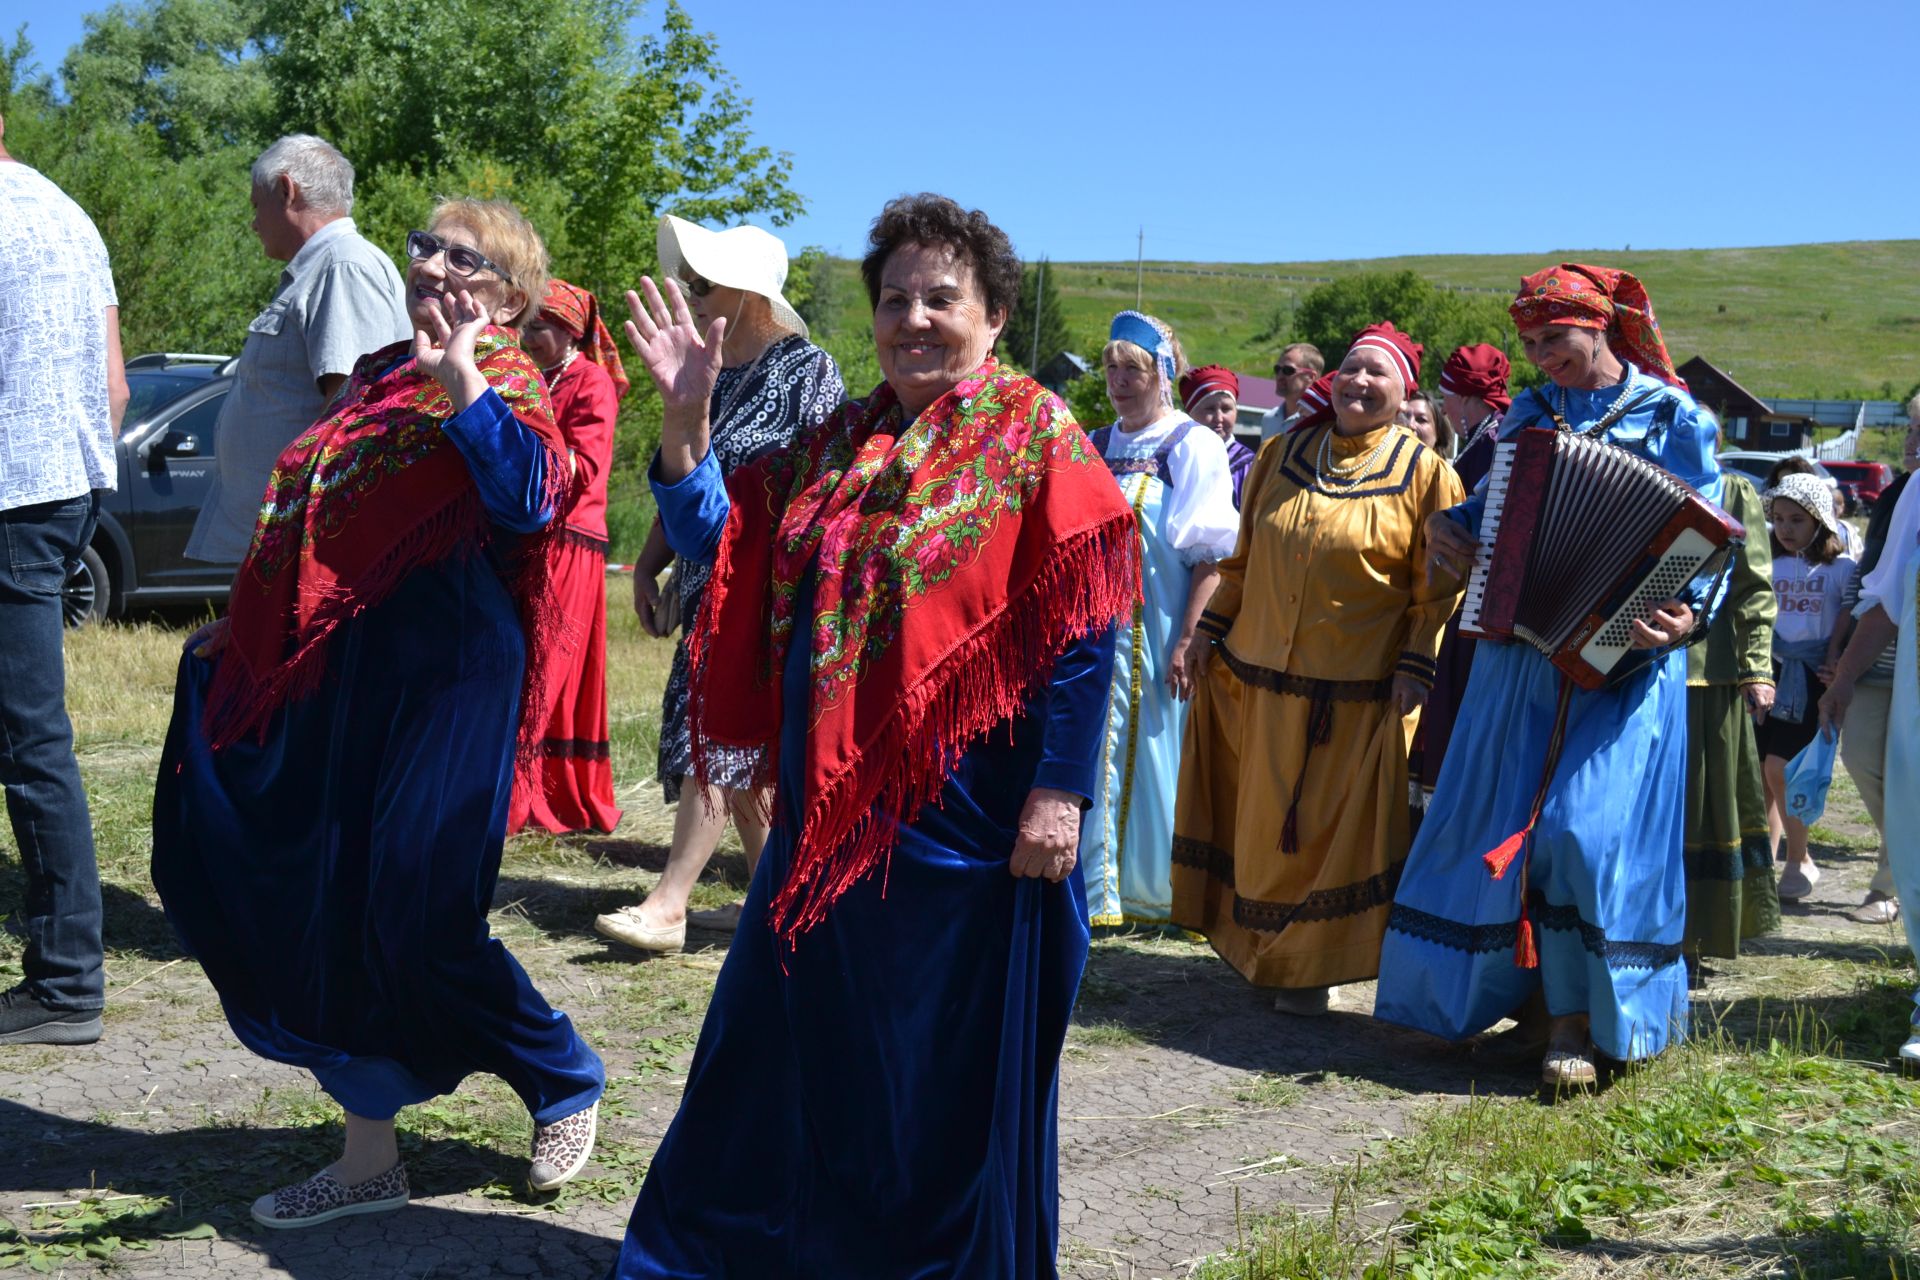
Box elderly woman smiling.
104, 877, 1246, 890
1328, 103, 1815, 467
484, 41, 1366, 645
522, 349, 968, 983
608, 194, 1139, 1279
152, 200, 604, 1226
1171, 323, 1464, 1017
1377, 265, 1724, 1090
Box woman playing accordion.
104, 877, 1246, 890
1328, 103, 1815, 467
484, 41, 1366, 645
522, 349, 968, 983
1375, 265, 1725, 1090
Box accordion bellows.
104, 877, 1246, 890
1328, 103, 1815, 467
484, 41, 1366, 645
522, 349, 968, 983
1461, 428, 1745, 689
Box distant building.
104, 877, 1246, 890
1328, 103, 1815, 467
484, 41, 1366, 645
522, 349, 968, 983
1037, 352, 1090, 397
1677, 356, 1814, 451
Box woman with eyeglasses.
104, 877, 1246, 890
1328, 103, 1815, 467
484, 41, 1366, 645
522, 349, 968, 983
595, 216, 844, 955
152, 198, 604, 1227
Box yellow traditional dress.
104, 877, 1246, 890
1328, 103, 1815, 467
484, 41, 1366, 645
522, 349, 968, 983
1172, 421, 1463, 989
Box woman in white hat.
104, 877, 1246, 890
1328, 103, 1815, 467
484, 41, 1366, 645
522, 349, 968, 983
596, 217, 845, 954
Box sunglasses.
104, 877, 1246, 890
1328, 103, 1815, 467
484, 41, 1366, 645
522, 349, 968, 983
405, 230, 515, 286
678, 272, 715, 298
1275, 363, 1306, 378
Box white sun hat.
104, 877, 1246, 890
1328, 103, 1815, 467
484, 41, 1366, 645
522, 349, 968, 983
656, 215, 807, 339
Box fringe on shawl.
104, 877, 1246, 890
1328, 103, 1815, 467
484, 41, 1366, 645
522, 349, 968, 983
694, 515, 1141, 947
202, 440, 573, 770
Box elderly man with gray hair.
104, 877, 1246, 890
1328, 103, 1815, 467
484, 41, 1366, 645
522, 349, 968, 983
186, 134, 410, 565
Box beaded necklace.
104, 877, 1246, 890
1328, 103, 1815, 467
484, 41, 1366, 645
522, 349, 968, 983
1313, 423, 1395, 488
1546, 375, 1639, 438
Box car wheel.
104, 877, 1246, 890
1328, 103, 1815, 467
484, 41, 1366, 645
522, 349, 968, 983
63, 545, 111, 628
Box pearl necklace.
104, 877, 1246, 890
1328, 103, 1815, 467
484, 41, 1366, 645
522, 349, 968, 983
1314, 424, 1394, 488
1547, 375, 1638, 437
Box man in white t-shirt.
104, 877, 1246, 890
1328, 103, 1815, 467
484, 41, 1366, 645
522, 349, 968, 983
1258, 342, 1324, 441
0, 114, 128, 1046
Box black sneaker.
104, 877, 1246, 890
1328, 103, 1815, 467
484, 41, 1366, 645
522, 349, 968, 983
0, 986, 102, 1045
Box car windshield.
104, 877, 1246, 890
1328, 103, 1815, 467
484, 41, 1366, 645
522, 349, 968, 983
124, 372, 211, 424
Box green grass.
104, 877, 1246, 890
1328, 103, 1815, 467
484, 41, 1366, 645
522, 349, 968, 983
813, 240, 1920, 403
1196, 1020, 1920, 1279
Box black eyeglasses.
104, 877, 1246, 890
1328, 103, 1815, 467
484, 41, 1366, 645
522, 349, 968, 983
406, 230, 515, 286
678, 272, 715, 298
1276, 363, 1304, 379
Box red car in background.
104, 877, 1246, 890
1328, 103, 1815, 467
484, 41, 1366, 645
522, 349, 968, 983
1823, 460, 1896, 513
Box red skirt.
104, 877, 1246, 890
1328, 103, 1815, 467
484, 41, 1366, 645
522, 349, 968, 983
510, 535, 623, 835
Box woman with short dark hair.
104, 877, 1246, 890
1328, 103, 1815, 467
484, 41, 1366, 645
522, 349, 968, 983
608, 193, 1139, 1278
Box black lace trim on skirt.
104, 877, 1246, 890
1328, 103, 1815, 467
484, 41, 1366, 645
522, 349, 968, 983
1388, 894, 1683, 971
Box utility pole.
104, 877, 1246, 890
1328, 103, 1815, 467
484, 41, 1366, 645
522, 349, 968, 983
1134, 227, 1144, 309
1030, 259, 1045, 371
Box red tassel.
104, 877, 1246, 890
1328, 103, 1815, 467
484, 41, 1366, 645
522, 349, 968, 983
1514, 915, 1539, 969
1482, 829, 1526, 880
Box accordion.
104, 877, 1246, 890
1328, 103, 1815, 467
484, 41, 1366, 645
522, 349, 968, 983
1459, 428, 1745, 689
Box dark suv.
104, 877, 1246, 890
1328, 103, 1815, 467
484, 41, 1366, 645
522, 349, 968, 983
63, 353, 242, 625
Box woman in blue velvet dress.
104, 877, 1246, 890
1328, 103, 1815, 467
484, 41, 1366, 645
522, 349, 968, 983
1375, 264, 1724, 1090
609, 194, 1139, 1278
152, 201, 603, 1228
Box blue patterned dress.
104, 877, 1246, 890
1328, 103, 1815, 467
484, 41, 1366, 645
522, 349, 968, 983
1375, 368, 1724, 1062
1078, 415, 1239, 925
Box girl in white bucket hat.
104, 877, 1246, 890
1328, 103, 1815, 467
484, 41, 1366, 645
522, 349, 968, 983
597, 217, 846, 956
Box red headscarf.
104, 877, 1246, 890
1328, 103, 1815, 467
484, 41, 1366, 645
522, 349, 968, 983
1178, 364, 1239, 413
1508, 263, 1681, 388
1288, 372, 1337, 433
1347, 321, 1423, 392
540, 280, 630, 396
1439, 343, 1512, 413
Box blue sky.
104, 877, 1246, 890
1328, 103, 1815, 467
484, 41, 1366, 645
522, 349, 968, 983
8, 0, 1917, 264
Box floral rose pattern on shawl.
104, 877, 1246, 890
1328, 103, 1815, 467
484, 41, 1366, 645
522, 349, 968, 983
205, 329, 565, 757
688, 360, 1141, 944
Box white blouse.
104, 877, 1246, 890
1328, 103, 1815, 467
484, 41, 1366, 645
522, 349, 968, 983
1103, 411, 1241, 566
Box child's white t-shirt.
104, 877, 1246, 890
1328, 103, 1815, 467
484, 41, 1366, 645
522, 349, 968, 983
1771, 552, 1856, 645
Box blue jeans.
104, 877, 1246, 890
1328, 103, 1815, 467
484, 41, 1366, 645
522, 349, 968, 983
0, 493, 103, 1010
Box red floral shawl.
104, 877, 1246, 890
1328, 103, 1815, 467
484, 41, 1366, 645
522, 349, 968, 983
203, 329, 567, 756
689, 359, 1140, 943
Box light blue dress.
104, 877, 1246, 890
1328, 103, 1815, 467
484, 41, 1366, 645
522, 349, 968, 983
1375, 367, 1725, 1062
1079, 415, 1239, 925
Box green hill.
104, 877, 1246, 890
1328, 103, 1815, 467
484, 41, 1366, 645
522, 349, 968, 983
821, 240, 1920, 402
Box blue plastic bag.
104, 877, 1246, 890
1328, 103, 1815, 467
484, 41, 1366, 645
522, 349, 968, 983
1783, 729, 1839, 828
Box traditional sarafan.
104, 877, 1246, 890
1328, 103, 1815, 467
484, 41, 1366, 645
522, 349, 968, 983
1173, 329, 1463, 992
1377, 357, 1725, 1066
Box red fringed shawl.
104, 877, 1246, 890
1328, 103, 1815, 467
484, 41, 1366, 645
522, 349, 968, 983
204, 329, 568, 757
688, 359, 1141, 943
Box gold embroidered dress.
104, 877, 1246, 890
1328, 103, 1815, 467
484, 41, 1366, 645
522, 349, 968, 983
1172, 422, 1463, 988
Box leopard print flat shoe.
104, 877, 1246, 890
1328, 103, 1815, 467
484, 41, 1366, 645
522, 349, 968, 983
250, 1162, 409, 1230
529, 1101, 598, 1192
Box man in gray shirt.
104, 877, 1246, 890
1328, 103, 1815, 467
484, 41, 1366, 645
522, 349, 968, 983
185, 134, 410, 564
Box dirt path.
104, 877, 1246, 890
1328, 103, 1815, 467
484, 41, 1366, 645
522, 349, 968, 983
1, 776, 1902, 1279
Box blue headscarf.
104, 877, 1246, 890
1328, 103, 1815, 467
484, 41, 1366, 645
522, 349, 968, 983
1109, 310, 1177, 407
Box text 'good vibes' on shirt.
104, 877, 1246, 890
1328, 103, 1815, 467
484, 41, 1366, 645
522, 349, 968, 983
1770, 552, 1855, 645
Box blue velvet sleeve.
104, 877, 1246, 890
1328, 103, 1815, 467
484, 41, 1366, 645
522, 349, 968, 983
1030, 620, 1120, 804
440, 389, 553, 533
648, 448, 730, 564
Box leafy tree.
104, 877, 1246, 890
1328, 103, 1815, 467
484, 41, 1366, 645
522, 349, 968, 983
1065, 354, 1113, 429
1001, 258, 1071, 374
787, 245, 844, 340
1273, 271, 1543, 393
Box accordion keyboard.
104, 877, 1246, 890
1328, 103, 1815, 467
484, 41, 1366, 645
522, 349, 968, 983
1457, 439, 1516, 635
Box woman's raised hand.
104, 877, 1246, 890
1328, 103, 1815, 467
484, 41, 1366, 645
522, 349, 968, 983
625, 277, 726, 414
412, 290, 492, 413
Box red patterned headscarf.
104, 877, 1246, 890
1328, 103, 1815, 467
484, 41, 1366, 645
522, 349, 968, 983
1508, 264, 1681, 387
689, 360, 1140, 945
1439, 343, 1512, 413
1179, 364, 1239, 413
540, 280, 630, 396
